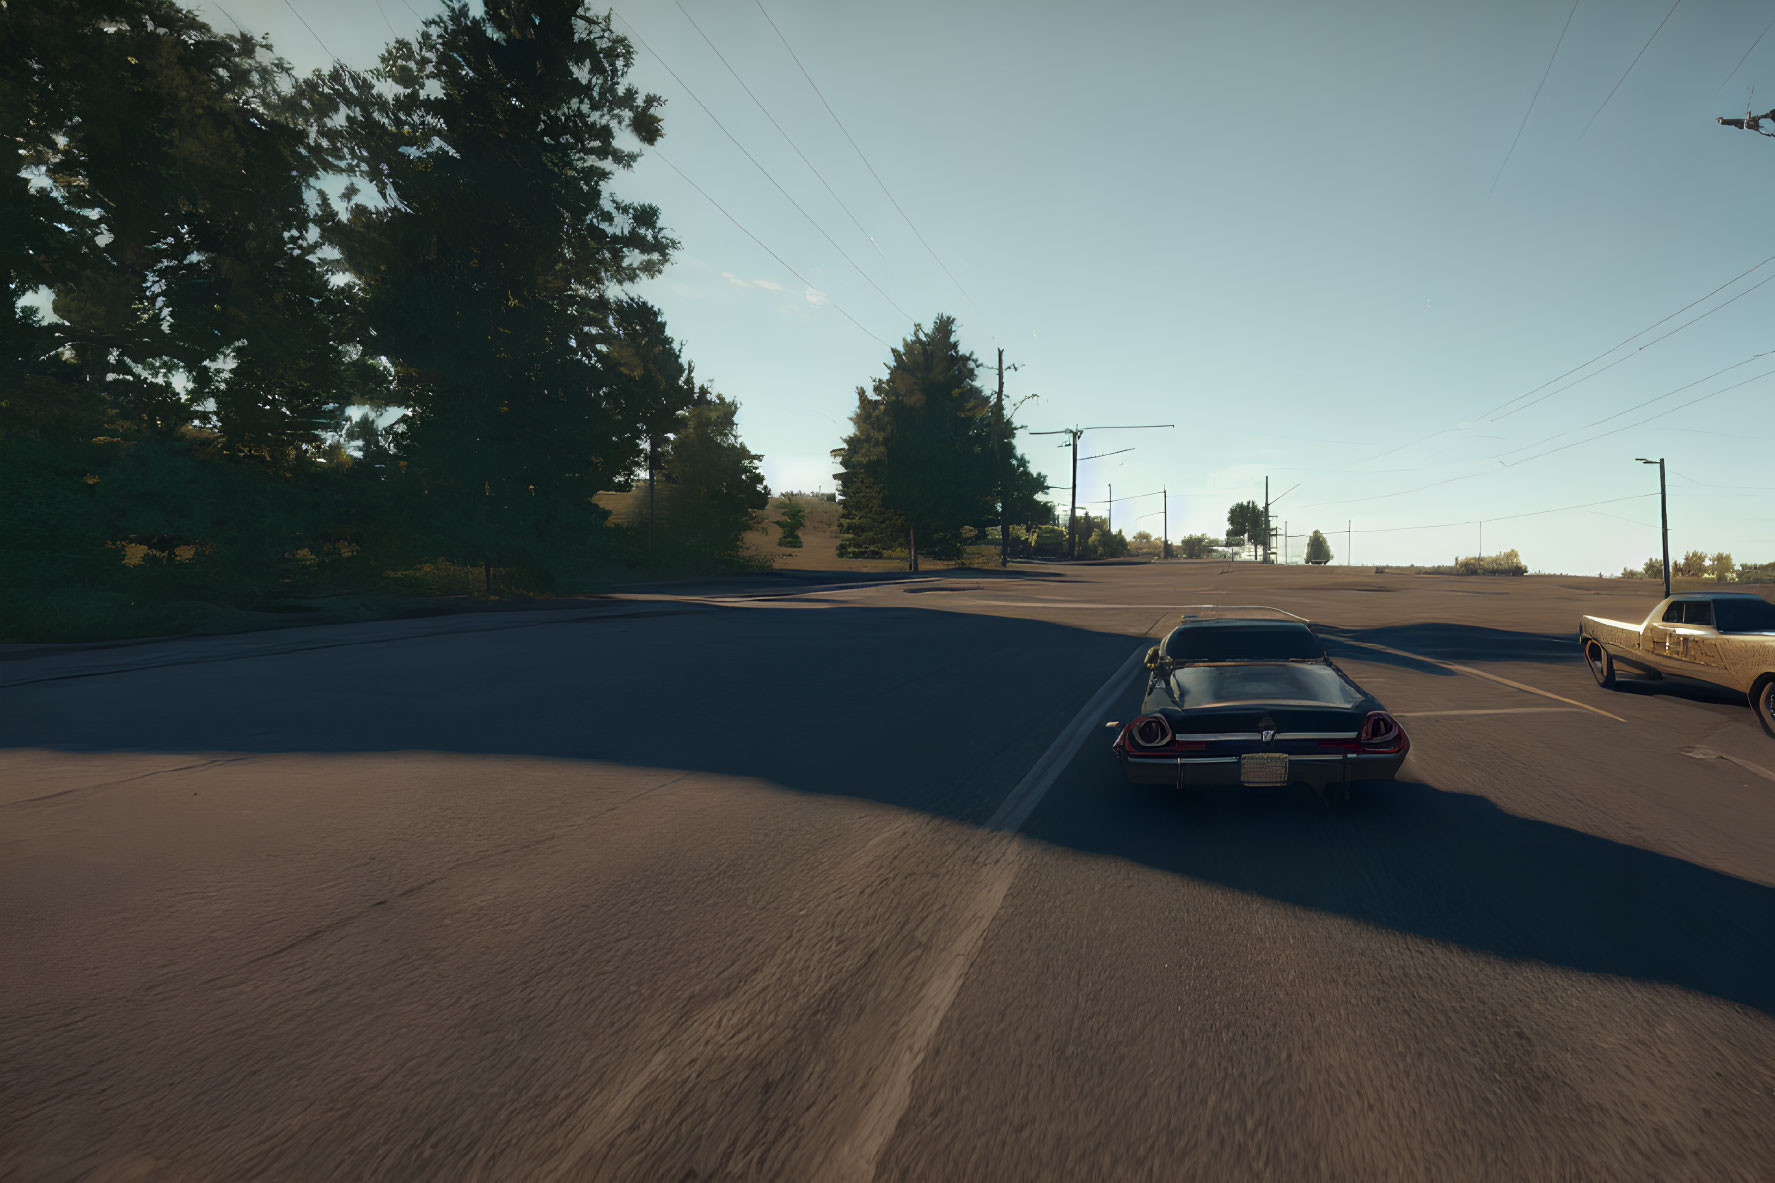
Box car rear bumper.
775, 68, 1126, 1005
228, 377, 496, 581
1118, 751, 1407, 788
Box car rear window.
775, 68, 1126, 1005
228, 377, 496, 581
1715, 597, 1775, 633
1163, 623, 1324, 661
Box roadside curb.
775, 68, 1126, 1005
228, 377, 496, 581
0, 601, 713, 690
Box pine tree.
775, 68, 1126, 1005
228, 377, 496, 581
833, 315, 1041, 568
316, 0, 678, 575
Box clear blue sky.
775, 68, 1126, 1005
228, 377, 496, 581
210, 0, 1775, 573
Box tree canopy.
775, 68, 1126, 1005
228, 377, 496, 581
1226, 501, 1263, 557
3, 0, 771, 638
832, 315, 1044, 568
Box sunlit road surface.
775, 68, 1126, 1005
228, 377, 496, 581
4, 563, 1773, 1180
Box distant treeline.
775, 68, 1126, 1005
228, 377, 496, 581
3, 0, 767, 637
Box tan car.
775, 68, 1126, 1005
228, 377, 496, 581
1579, 593, 1775, 736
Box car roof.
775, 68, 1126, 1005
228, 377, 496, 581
1671, 592, 1764, 600
1175, 605, 1312, 625
1175, 618, 1312, 629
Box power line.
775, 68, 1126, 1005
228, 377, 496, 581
279, 0, 336, 60
1490, 268, 1775, 423
1488, 349, 1775, 460
1477, 254, 1775, 421
1367, 252, 1775, 466
751, 0, 993, 340
210, 2, 247, 36
1337, 493, 1657, 535
1579, 0, 1683, 141
1579, 507, 1658, 528
1673, 472, 1775, 492
1298, 355, 1775, 511
672, 0, 882, 258
1717, 14, 1775, 93
1076, 489, 1164, 506
654, 151, 888, 348
1491, 0, 1580, 195
611, 10, 913, 325
1502, 360, 1775, 468
373, 0, 397, 39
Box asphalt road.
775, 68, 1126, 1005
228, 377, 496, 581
4, 563, 1773, 1180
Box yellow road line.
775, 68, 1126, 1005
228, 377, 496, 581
1336, 637, 1627, 723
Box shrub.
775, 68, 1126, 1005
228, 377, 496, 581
1453, 549, 1527, 576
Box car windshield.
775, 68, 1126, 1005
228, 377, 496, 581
1163, 623, 1325, 662
1714, 597, 1775, 633
1170, 662, 1362, 709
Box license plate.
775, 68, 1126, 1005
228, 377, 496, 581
1240, 753, 1289, 786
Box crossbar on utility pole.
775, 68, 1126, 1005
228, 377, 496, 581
1031, 423, 1173, 560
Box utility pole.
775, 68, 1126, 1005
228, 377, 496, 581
1284, 520, 1288, 565
1638, 456, 1671, 597
1107, 483, 1112, 536
1347, 520, 1351, 566
1162, 487, 1169, 560
1261, 478, 1299, 565
995, 348, 1007, 568
1030, 424, 1172, 560
1068, 432, 1079, 559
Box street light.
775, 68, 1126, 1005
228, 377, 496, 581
1637, 457, 1670, 598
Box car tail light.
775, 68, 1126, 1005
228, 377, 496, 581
1130, 714, 1173, 749
1358, 711, 1405, 753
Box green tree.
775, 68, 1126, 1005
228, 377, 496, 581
1642, 556, 1665, 580
1178, 533, 1216, 559
3, 0, 386, 625
1675, 549, 1710, 579
1710, 552, 1734, 581
316, 0, 677, 578
654, 392, 768, 568
833, 316, 1033, 570
774, 495, 806, 549
1227, 500, 1264, 558
1306, 529, 1333, 564
8, 0, 362, 454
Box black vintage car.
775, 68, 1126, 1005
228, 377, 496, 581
1110, 609, 1409, 801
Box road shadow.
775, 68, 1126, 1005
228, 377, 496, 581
1319, 622, 1582, 674
1029, 765, 1775, 1017
6, 600, 1771, 1017
1609, 674, 1749, 709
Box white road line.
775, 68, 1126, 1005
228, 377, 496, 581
1335, 636, 1627, 723
987, 642, 1153, 832
831, 640, 1153, 1181
1395, 707, 1585, 718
